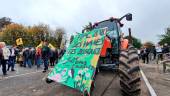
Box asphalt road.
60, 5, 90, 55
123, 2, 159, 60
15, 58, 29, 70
141, 63, 170, 96
0, 65, 149, 96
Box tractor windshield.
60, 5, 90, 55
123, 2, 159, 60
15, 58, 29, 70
94, 20, 117, 31
94, 20, 120, 55
94, 20, 118, 39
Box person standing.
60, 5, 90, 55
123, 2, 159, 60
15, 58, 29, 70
35, 48, 42, 69
137, 49, 141, 58
18, 49, 24, 67
162, 43, 169, 54
140, 48, 145, 63
50, 49, 56, 66
8, 45, 17, 71
23, 48, 30, 68
145, 47, 150, 64
27, 48, 32, 68
55, 49, 59, 64
30, 48, 36, 66
142, 46, 150, 64
0, 48, 2, 68
153, 46, 157, 60
1, 43, 10, 75
156, 44, 163, 61
42, 42, 50, 73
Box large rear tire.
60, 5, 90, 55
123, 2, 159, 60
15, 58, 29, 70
119, 45, 141, 96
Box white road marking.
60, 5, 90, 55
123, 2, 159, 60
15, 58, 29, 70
140, 69, 157, 96
0, 68, 54, 82
0, 70, 42, 81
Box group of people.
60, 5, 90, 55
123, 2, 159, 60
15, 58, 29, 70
0, 42, 66, 76
139, 43, 170, 64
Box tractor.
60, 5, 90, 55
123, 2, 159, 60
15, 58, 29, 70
47, 13, 141, 96
80, 13, 141, 96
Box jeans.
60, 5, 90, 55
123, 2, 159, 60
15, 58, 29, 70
24, 58, 32, 68
36, 57, 41, 68
28, 59, 32, 68
1, 59, 7, 75
8, 56, 15, 70
43, 58, 48, 71
0, 59, 1, 67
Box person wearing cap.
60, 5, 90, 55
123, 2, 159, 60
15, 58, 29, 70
8, 45, 17, 71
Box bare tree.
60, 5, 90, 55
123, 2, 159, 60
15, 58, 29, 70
54, 28, 66, 48
0, 17, 12, 30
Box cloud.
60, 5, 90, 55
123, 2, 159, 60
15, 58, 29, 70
0, 0, 170, 43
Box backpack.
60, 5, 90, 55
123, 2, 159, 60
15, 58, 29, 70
23, 50, 30, 59
0, 48, 3, 59
42, 46, 50, 58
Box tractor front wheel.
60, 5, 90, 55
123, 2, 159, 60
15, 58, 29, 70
119, 45, 141, 96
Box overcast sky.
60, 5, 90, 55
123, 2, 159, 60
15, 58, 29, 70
0, 0, 170, 43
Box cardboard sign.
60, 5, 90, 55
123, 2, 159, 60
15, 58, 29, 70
16, 38, 23, 45
48, 28, 107, 93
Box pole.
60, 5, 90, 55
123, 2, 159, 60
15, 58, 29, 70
128, 28, 132, 44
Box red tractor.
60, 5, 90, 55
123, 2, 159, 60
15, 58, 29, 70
47, 13, 141, 96
81, 13, 141, 96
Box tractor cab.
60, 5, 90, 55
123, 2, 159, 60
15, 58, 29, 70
84, 13, 132, 70
93, 19, 121, 70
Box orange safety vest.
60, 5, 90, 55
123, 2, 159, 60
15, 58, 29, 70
100, 37, 111, 57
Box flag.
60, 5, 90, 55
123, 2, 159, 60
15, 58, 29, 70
48, 43, 55, 50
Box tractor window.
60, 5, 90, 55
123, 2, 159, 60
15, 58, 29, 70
94, 20, 117, 32
94, 20, 120, 55
94, 20, 118, 39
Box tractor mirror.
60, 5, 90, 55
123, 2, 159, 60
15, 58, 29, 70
126, 13, 132, 21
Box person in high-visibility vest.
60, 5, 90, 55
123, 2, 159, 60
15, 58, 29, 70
120, 32, 129, 50
121, 39, 129, 50
100, 37, 112, 57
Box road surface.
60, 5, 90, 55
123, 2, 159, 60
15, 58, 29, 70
141, 62, 170, 96
0, 65, 149, 96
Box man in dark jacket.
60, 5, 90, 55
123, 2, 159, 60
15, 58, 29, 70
49, 49, 56, 66
153, 46, 157, 60
8, 45, 17, 71
162, 43, 169, 54
145, 48, 150, 64
42, 44, 50, 73
23, 48, 32, 68
142, 46, 150, 64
